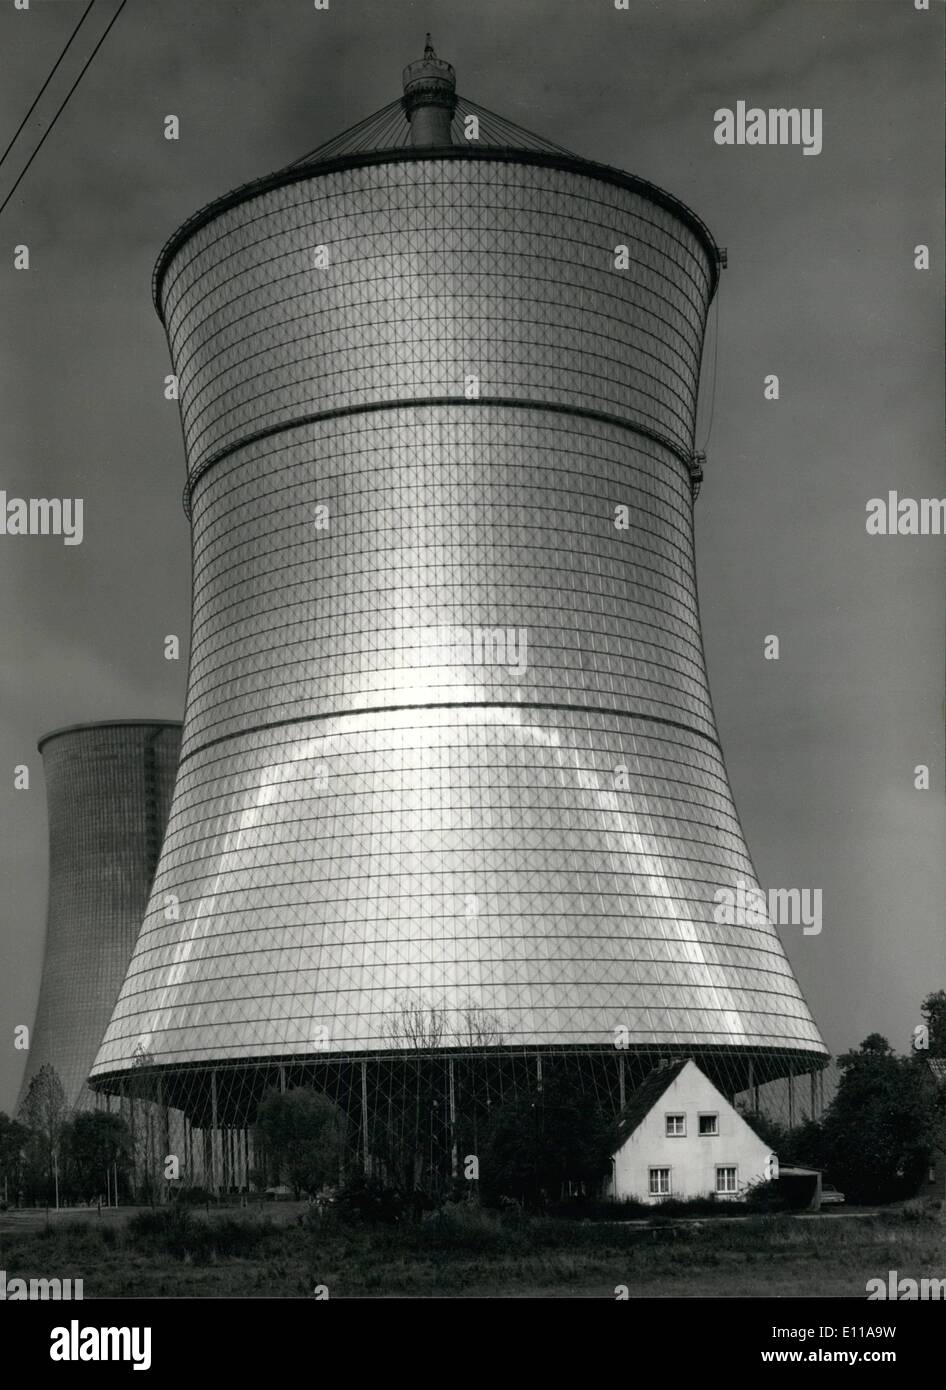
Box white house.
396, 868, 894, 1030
607, 1059, 778, 1203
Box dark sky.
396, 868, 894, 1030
1, 0, 943, 1111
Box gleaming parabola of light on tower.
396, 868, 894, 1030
90, 41, 825, 1097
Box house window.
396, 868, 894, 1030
716, 1166, 738, 1195
698, 1113, 719, 1136
665, 1113, 686, 1137
649, 1167, 671, 1197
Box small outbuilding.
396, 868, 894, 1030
775, 1166, 823, 1211
606, 1058, 778, 1203
915, 1058, 946, 1204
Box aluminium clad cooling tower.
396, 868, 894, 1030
17, 721, 182, 1112
90, 44, 825, 1110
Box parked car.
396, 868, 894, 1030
820, 1183, 846, 1205
264, 1184, 293, 1201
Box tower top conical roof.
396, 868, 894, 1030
282, 42, 576, 167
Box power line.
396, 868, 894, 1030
0, 0, 128, 222
0, 0, 96, 177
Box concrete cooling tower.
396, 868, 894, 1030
17, 721, 182, 1112
89, 43, 825, 1174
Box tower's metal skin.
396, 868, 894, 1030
91, 48, 825, 1140
17, 722, 181, 1112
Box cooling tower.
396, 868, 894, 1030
91, 45, 825, 1127
17, 721, 182, 1112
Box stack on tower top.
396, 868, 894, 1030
401, 35, 457, 146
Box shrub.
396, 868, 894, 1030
189, 1216, 274, 1259
334, 1177, 412, 1226
543, 1196, 650, 1221
416, 1203, 507, 1253
124, 1206, 275, 1263
171, 1186, 218, 1206
31, 1222, 115, 1255
126, 1206, 195, 1256
897, 1197, 937, 1222
744, 1180, 789, 1214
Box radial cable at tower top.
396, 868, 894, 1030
91, 44, 825, 1115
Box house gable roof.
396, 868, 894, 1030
612, 1059, 692, 1148
610, 1057, 773, 1153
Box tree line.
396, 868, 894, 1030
3, 991, 944, 1210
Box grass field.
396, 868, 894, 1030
0, 1202, 942, 1298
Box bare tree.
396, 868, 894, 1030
385, 999, 507, 1049
454, 1006, 506, 1048
386, 1000, 448, 1050
19, 1064, 67, 1204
